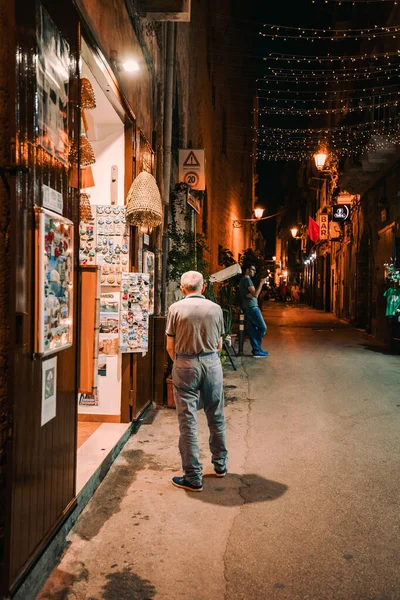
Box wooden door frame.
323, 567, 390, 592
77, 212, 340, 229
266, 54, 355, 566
78, 21, 138, 423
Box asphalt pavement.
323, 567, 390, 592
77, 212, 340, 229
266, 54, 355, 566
37, 303, 400, 600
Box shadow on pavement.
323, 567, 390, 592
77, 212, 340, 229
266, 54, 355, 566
102, 567, 156, 600
359, 342, 392, 355
189, 474, 288, 506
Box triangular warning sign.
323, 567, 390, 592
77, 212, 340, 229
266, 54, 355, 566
183, 151, 200, 167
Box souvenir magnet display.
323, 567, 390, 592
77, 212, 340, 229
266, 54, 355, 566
99, 292, 120, 356
79, 214, 96, 266
119, 273, 150, 353
96, 205, 129, 286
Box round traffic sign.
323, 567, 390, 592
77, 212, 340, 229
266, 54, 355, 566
183, 171, 199, 187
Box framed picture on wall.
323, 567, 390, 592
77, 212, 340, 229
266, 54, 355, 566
35, 206, 74, 355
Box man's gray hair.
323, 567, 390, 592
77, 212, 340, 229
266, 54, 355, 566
180, 271, 204, 292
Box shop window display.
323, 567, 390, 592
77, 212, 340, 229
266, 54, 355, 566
35, 207, 74, 355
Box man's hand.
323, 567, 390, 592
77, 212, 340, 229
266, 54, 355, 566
248, 278, 267, 299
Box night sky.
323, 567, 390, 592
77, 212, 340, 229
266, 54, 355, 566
246, 0, 394, 256
251, 1, 331, 256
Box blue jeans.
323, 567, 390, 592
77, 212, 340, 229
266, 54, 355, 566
172, 353, 228, 486
244, 306, 267, 353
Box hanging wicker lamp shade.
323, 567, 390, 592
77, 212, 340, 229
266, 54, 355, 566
126, 172, 163, 229
80, 192, 93, 222
81, 77, 96, 109
69, 134, 96, 167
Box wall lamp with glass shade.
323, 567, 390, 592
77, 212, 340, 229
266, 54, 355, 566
122, 59, 140, 73
291, 224, 306, 239
314, 149, 328, 171
110, 50, 140, 73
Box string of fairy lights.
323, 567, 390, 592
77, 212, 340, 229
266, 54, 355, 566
257, 4, 400, 162
263, 50, 400, 63
312, 0, 397, 4
260, 24, 400, 41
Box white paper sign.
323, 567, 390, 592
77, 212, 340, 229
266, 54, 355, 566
179, 149, 205, 190
41, 356, 57, 426
42, 184, 63, 214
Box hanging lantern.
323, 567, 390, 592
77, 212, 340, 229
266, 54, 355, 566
80, 192, 93, 221
69, 134, 96, 167
81, 77, 96, 110
125, 172, 163, 229
254, 206, 264, 219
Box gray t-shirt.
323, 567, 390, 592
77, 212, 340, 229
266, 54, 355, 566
239, 276, 257, 310
166, 294, 225, 355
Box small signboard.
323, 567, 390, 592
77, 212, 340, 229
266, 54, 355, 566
179, 149, 205, 190
187, 190, 201, 214
42, 184, 63, 214
332, 204, 351, 222
41, 356, 57, 426
319, 214, 329, 240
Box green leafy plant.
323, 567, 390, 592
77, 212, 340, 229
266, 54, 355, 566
218, 247, 236, 267
385, 260, 400, 285
240, 247, 268, 278
167, 223, 210, 284
219, 280, 236, 335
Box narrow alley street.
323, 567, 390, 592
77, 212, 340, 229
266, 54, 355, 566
37, 303, 400, 600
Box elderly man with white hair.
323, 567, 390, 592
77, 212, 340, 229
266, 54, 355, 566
166, 270, 228, 491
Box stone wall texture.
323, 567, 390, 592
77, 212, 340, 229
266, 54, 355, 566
174, 0, 256, 272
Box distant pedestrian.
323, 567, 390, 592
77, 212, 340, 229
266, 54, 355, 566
291, 281, 300, 307
238, 265, 268, 357
280, 283, 287, 302
166, 271, 228, 492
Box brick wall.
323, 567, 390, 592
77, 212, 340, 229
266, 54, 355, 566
174, 0, 255, 273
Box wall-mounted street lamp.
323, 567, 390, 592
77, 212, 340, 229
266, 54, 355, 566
314, 149, 328, 171
290, 224, 307, 240
233, 208, 281, 228
122, 59, 140, 73
110, 50, 140, 73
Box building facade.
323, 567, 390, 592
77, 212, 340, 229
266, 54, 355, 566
0, 0, 257, 596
